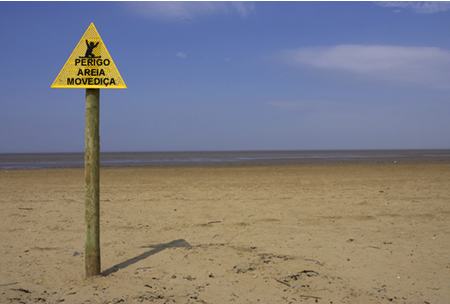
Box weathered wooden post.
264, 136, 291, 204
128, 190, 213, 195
85, 88, 101, 276
51, 23, 126, 278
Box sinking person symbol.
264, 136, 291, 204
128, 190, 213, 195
83, 40, 100, 58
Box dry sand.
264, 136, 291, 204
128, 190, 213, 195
1, 162, 449, 304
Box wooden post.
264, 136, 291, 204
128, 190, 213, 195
85, 88, 101, 277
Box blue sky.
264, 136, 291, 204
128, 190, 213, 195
1, 1, 450, 153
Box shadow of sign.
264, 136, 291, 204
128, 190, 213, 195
102, 239, 191, 276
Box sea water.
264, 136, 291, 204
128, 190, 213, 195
1, 150, 449, 170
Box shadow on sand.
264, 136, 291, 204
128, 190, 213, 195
102, 239, 191, 276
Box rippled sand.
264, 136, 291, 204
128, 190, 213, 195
1, 162, 449, 303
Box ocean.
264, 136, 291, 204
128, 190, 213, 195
0, 150, 449, 170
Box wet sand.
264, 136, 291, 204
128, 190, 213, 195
1, 162, 449, 303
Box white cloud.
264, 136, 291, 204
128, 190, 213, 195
377, 1, 450, 14
267, 100, 335, 110
278, 45, 450, 89
176, 52, 186, 59
231, 2, 255, 18
124, 1, 255, 20
266, 100, 350, 116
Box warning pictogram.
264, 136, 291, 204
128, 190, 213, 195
51, 23, 126, 89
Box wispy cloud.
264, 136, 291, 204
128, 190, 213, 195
230, 2, 255, 18
376, 1, 450, 14
176, 52, 186, 59
277, 45, 450, 89
124, 1, 255, 20
267, 100, 346, 112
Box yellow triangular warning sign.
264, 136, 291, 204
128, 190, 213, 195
51, 23, 126, 89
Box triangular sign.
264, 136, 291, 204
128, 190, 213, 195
51, 23, 126, 89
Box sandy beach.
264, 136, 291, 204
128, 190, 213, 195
1, 162, 449, 304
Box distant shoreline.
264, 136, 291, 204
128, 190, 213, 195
1, 149, 450, 170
